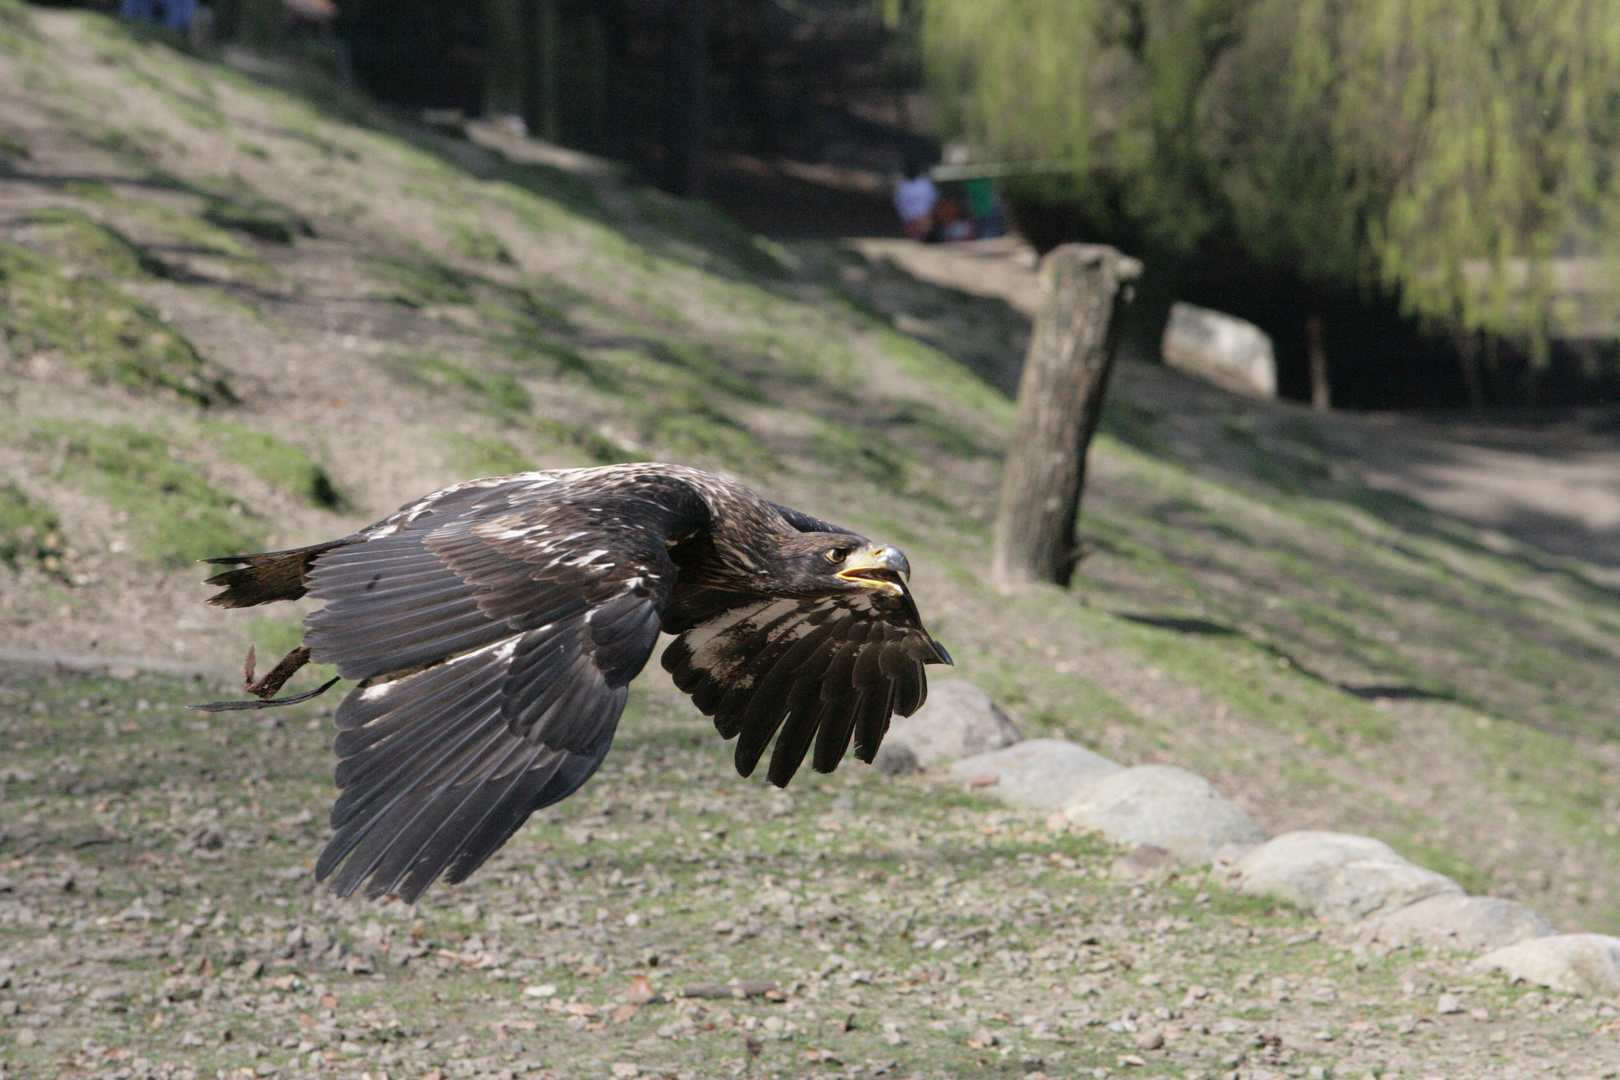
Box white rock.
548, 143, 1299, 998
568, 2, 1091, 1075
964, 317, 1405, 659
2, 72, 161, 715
883, 680, 1022, 765
1062, 765, 1268, 864
1473, 934, 1620, 996
1161, 302, 1276, 399
1362, 894, 1556, 952
948, 738, 1123, 810
870, 740, 920, 776
1225, 831, 1462, 922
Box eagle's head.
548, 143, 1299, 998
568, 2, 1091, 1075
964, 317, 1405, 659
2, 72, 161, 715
765, 532, 912, 599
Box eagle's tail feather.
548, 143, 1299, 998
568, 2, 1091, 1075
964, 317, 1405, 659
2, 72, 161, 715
203, 539, 351, 608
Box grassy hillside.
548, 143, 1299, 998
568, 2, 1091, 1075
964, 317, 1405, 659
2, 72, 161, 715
2, 9, 1620, 1074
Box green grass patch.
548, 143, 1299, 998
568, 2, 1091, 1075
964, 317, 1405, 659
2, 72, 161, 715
19, 206, 166, 279
0, 481, 65, 574
365, 253, 475, 308
437, 431, 535, 478
20, 418, 263, 566
438, 216, 514, 265
0, 240, 234, 405
386, 351, 532, 415
193, 175, 314, 244
197, 418, 347, 510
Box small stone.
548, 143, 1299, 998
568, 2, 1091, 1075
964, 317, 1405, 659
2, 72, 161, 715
1111, 844, 1178, 882
1399, 968, 1435, 996
1436, 993, 1464, 1014
1134, 1028, 1164, 1051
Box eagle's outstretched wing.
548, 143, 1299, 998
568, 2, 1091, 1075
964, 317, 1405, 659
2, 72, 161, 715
661, 584, 952, 787
298, 475, 684, 901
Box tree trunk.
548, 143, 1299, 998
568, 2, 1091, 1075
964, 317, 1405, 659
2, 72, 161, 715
1455, 330, 1485, 412
991, 244, 1142, 591
527, 0, 559, 142
482, 0, 526, 126
1306, 304, 1330, 412
664, 0, 709, 197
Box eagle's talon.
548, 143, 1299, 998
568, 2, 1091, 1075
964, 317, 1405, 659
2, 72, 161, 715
245, 645, 312, 699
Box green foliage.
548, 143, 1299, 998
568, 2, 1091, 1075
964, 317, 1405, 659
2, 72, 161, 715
0, 240, 235, 405
22, 419, 263, 567
924, 0, 1620, 348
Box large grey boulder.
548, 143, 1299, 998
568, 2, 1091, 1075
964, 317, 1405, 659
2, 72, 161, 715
1160, 302, 1276, 399
1362, 894, 1556, 952
1062, 765, 1268, 864
883, 680, 1022, 766
1225, 831, 1462, 922
1473, 934, 1620, 996
948, 738, 1123, 811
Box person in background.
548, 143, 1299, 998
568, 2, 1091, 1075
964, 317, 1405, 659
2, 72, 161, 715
963, 174, 1006, 239
120, 0, 199, 33
894, 160, 938, 242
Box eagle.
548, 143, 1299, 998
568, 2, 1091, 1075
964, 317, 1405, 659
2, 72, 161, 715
200, 463, 951, 902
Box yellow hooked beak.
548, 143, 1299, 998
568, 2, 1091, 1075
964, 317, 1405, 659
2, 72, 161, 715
836, 544, 911, 596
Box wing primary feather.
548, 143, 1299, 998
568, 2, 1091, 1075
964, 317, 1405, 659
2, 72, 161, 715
810, 645, 862, 773
766, 679, 841, 787
814, 687, 862, 773
893, 657, 927, 717
852, 679, 896, 763
366, 737, 544, 901
320, 718, 509, 896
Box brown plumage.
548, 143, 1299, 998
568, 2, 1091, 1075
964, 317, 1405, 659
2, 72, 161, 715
202, 463, 951, 902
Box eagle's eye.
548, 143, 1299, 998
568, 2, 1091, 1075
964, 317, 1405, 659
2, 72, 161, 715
824, 546, 852, 564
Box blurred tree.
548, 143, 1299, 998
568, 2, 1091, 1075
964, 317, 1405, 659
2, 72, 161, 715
924, 0, 1620, 406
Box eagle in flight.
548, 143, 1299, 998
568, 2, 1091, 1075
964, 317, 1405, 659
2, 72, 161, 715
201, 463, 951, 902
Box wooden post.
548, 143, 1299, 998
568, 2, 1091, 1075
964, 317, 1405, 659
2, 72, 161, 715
1306, 304, 1331, 412
991, 244, 1141, 591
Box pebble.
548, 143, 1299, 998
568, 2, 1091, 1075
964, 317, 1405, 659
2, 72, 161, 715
882, 679, 1023, 765
1111, 844, 1178, 882
1224, 830, 1462, 922
1436, 992, 1464, 1014
1062, 764, 1269, 863
949, 738, 1123, 810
